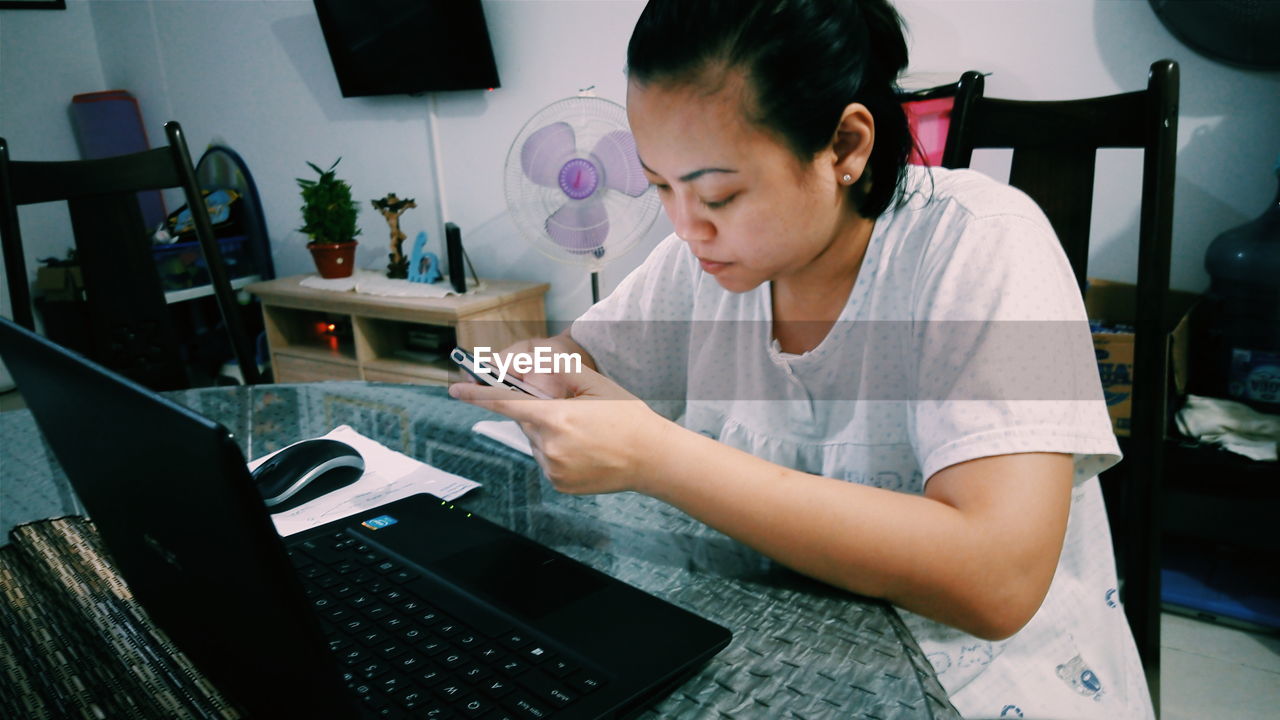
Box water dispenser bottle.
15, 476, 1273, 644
1203, 156, 1280, 410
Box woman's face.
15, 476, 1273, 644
626, 72, 866, 293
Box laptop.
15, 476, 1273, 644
0, 317, 731, 719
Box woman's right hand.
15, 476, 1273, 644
449, 357, 671, 495
467, 331, 596, 399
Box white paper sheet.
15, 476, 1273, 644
471, 420, 534, 456
247, 425, 481, 536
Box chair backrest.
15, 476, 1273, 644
941, 60, 1179, 711
0, 122, 261, 390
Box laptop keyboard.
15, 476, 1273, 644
288, 531, 607, 720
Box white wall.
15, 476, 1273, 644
2, 0, 1278, 338
87, 0, 447, 287
424, 0, 664, 326
898, 0, 1280, 294
84, 0, 671, 328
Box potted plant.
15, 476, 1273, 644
298, 158, 361, 278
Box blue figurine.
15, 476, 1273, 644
407, 231, 442, 284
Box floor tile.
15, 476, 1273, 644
1162, 613, 1280, 672
1161, 645, 1280, 720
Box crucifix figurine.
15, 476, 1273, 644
371, 193, 417, 279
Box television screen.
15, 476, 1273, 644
312, 0, 501, 97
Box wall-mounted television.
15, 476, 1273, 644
312, 0, 501, 97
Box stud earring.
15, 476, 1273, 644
841, 174, 854, 184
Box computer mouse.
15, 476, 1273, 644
251, 438, 365, 513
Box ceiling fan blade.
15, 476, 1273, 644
592, 130, 649, 197
521, 122, 577, 187
545, 200, 609, 254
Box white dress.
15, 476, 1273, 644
571, 166, 1154, 719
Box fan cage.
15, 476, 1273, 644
504, 96, 662, 269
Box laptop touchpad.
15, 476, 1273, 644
429, 539, 608, 620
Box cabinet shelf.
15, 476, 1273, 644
274, 345, 358, 365
247, 275, 548, 386
361, 357, 454, 384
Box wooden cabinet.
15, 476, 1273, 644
246, 275, 549, 385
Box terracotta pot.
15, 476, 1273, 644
308, 241, 358, 278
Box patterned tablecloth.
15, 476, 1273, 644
0, 382, 959, 719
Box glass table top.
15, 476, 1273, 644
0, 381, 958, 719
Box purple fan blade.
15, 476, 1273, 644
592, 130, 649, 197
545, 200, 609, 254
521, 122, 577, 187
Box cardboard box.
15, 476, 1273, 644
34, 266, 85, 303
1085, 278, 1200, 436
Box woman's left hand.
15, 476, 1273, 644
448, 367, 670, 495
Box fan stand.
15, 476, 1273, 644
587, 245, 608, 304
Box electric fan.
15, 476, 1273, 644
504, 91, 662, 303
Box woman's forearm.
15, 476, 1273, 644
631, 420, 1069, 640
492, 331, 1069, 640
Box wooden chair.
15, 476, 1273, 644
0, 122, 262, 390
942, 60, 1179, 713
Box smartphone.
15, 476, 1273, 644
450, 347, 553, 399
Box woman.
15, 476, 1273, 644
451, 1, 1152, 717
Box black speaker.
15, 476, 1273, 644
445, 222, 466, 293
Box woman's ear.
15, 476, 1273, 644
832, 103, 875, 186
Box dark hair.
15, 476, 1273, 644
627, 0, 913, 218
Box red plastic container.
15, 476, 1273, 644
902, 96, 955, 167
